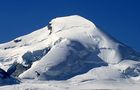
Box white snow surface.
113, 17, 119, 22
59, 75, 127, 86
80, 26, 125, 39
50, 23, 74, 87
0, 15, 140, 89
0, 79, 140, 90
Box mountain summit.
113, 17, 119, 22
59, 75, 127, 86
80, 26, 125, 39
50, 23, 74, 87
0, 15, 140, 81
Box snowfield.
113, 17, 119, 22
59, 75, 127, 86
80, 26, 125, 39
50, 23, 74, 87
0, 15, 140, 89
0, 79, 140, 90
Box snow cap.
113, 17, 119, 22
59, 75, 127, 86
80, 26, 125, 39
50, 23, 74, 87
49, 15, 96, 33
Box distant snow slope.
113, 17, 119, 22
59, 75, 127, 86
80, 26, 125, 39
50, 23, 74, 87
0, 15, 140, 83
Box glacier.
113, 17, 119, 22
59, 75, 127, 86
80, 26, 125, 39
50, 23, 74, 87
0, 15, 140, 89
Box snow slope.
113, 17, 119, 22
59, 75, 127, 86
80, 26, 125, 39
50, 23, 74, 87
0, 79, 140, 90
0, 15, 140, 86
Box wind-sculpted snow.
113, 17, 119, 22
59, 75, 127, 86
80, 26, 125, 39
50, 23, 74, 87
19, 39, 108, 80
0, 15, 140, 85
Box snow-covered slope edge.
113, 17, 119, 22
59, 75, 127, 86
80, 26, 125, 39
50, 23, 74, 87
0, 15, 140, 82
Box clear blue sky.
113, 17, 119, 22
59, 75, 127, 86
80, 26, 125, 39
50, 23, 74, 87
0, 0, 140, 51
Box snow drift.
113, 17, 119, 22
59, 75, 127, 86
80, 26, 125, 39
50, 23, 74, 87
0, 15, 140, 82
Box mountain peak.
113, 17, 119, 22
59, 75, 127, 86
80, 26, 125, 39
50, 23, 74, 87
0, 15, 140, 81
48, 15, 95, 34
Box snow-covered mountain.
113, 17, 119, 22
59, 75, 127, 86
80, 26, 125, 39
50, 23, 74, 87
0, 15, 140, 83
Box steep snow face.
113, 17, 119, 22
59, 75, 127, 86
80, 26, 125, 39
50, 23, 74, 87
47, 15, 123, 64
0, 15, 140, 81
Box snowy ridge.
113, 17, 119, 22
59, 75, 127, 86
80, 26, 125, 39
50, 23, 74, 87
0, 15, 140, 84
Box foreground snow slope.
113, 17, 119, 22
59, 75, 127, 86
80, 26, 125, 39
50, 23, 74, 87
0, 79, 140, 90
0, 15, 140, 82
